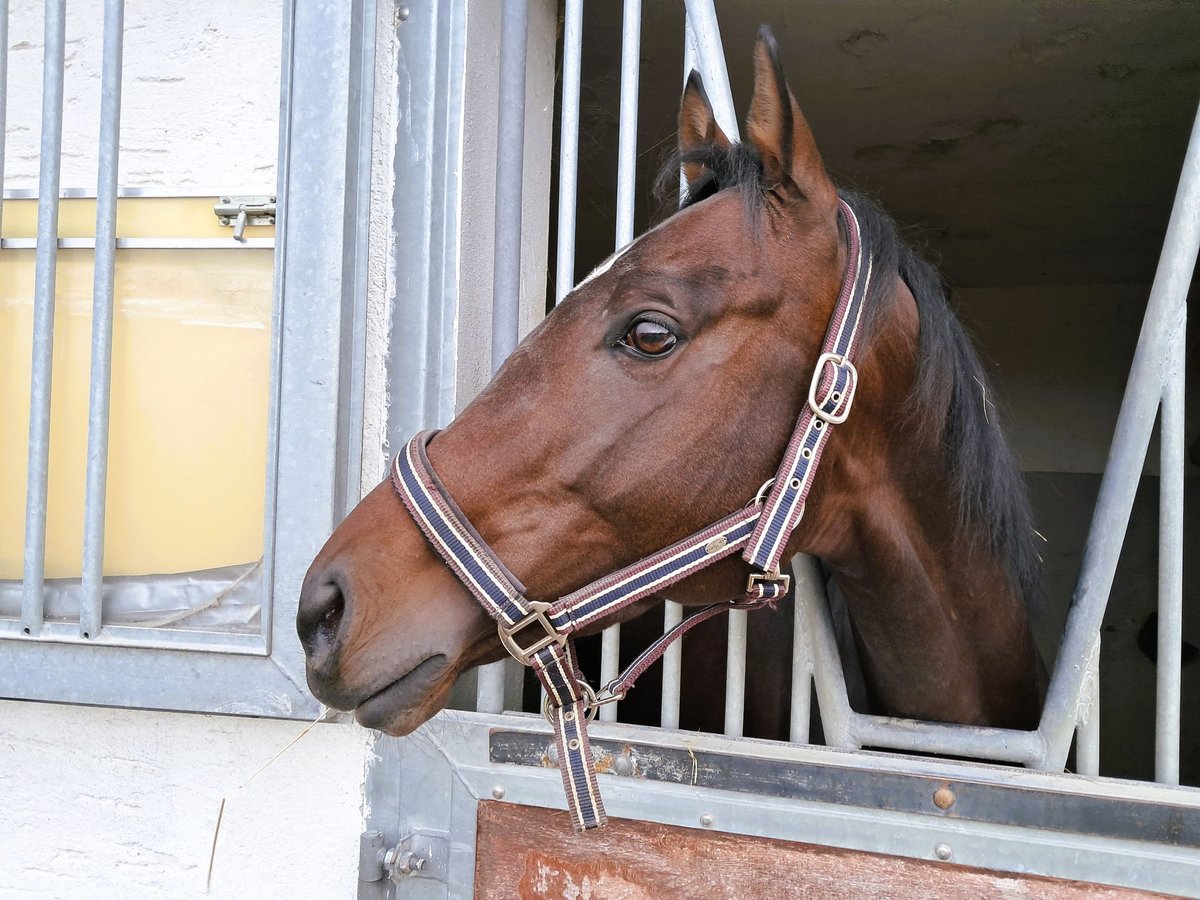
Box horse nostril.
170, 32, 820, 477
298, 575, 348, 659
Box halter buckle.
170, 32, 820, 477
807, 352, 858, 425
499, 601, 566, 664
746, 569, 791, 596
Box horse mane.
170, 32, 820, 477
653, 147, 1044, 609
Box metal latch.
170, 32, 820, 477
359, 830, 448, 885
214, 195, 276, 242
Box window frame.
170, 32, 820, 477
0, 0, 376, 719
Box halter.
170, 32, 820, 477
392, 197, 872, 830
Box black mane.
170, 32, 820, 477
654, 147, 1043, 608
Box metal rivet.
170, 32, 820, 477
831, 392, 841, 402
801, 447, 812, 459
934, 843, 952, 861
492, 785, 505, 800
790, 477, 802, 489
814, 420, 824, 430
564, 710, 575, 722
699, 813, 714, 828
545, 743, 559, 764
613, 754, 634, 776
568, 739, 580, 751
396, 4, 410, 21
933, 787, 956, 810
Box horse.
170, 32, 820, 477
296, 29, 1044, 755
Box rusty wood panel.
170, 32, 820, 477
475, 802, 1171, 900
490, 731, 1200, 849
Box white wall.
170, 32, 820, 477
6, 0, 280, 191
0, 701, 368, 898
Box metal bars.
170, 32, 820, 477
553, 0, 583, 304
79, 0, 126, 639
477, 0, 532, 715
1156, 321, 1186, 785
0, 0, 8, 238
596, 0, 643, 725
21, 0, 67, 636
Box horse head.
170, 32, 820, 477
297, 28, 1042, 738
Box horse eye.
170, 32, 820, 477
622, 319, 678, 357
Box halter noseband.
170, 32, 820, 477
392, 198, 872, 831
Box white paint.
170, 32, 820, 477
5, 0, 281, 191
0, 700, 370, 898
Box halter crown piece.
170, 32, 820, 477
392, 197, 873, 831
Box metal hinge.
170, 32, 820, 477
359, 829, 449, 885
213, 194, 276, 242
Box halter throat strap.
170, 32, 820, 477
391, 197, 872, 831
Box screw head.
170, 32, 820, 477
933, 787, 956, 810
934, 843, 952, 861
699, 813, 714, 828
492, 785, 506, 800
396, 5, 410, 21
613, 754, 634, 776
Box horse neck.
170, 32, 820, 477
799, 301, 1042, 730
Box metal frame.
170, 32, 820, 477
363, 710, 1200, 898
0, 0, 378, 719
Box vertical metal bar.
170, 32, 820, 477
1038, 101, 1200, 769
681, 0, 738, 140
789, 578, 813, 744
477, 0, 529, 714
0, 0, 9, 238
659, 600, 683, 729
1075, 643, 1100, 776
724, 610, 747, 736
679, 14, 697, 202
1156, 321, 1186, 785
792, 554, 858, 749
79, 0, 125, 639
21, 0, 67, 636
553, 0, 583, 304
596, 0, 643, 725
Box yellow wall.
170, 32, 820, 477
1, 198, 273, 578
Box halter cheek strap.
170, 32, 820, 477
391, 197, 872, 831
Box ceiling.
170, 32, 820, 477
564, 0, 1199, 290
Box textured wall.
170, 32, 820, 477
0, 701, 369, 897
5, 0, 281, 190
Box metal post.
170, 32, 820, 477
21, 0, 67, 636
80, 0, 125, 639
596, 0, 644, 724
477, 0, 530, 714
792, 554, 857, 749
660, 600, 683, 729
789, 572, 813, 744
1076, 643, 1100, 777
553, 0, 583, 304
724, 610, 747, 736
1156, 321, 1186, 785
0, 0, 9, 239
679, 13, 697, 202
1037, 101, 1200, 770
681, 0, 738, 140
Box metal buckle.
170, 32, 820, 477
498, 601, 566, 664
746, 570, 791, 595
807, 352, 858, 425
542, 680, 600, 725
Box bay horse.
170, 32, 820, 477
297, 31, 1043, 756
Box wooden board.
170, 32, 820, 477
475, 802, 1170, 899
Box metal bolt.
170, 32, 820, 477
220, 196, 230, 204
219, 216, 231, 226
492, 785, 506, 800
545, 743, 559, 764
933, 787, 956, 810
613, 754, 634, 776
934, 843, 952, 861
699, 813, 714, 828
396, 5, 410, 22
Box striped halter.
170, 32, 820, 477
392, 198, 872, 831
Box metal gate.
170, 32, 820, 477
357, 0, 1200, 895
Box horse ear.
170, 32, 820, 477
746, 27, 837, 210
678, 70, 731, 194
